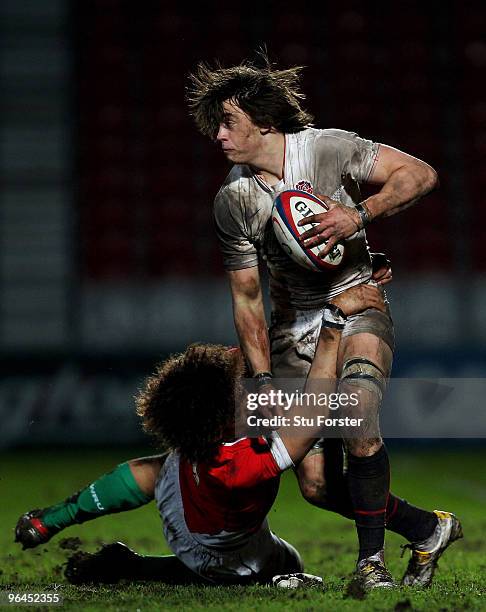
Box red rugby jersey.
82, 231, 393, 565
178, 435, 293, 544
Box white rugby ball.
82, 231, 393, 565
272, 190, 345, 271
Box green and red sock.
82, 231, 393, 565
41, 462, 152, 532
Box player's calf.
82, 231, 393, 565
65, 542, 211, 585
14, 460, 155, 550
337, 352, 390, 563
295, 445, 328, 506
65, 542, 140, 584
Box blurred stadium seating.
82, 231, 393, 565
75, 2, 485, 281
1, 0, 485, 446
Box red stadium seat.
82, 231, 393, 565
76, 1, 466, 280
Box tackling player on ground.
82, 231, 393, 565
14, 287, 381, 586
187, 54, 462, 588
15, 287, 460, 588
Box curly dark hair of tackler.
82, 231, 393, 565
135, 344, 245, 463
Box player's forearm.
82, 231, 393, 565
276, 288, 385, 462
233, 301, 271, 375
280, 327, 342, 464
364, 162, 438, 220
307, 326, 341, 381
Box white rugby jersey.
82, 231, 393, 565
214, 128, 380, 310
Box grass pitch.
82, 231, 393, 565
0, 446, 485, 611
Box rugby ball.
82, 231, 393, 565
272, 190, 344, 271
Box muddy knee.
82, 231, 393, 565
339, 357, 386, 455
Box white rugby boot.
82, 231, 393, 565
272, 572, 323, 589
355, 549, 396, 589
401, 510, 463, 587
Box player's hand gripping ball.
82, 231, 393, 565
272, 190, 345, 271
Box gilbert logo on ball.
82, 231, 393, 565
272, 190, 345, 271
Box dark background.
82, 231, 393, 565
1, 0, 485, 446
76, 1, 482, 279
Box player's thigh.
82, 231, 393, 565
337, 333, 391, 452
337, 332, 393, 379
128, 453, 169, 497
270, 308, 322, 378
337, 307, 394, 378
336, 310, 394, 441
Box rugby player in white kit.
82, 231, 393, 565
187, 56, 462, 588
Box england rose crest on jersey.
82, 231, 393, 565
295, 180, 313, 194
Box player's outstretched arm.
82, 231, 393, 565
228, 267, 272, 376
278, 285, 385, 464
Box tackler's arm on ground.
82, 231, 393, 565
298, 145, 439, 258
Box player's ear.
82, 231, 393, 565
259, 126, 275, 135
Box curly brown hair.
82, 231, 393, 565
135, 344, 244, 462
187, 53, 314, 139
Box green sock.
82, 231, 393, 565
42, 462, 152, 531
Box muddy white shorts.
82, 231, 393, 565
270, 305, 394, 378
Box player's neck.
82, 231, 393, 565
250, 132, 285, 186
